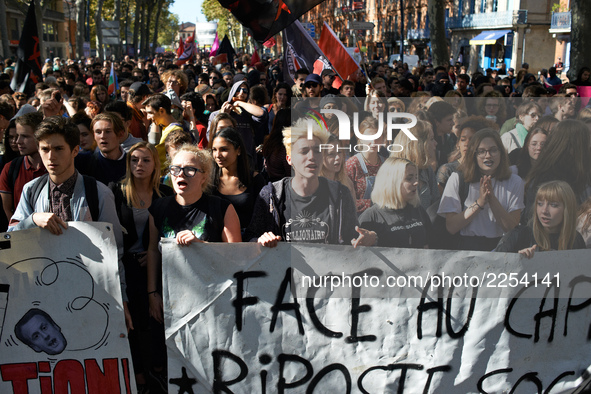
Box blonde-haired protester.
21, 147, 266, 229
145, 143, 241, 389
147, 144, 241, 319
496, 181, 585, 257
391, 120, 439, 210
244, 118, 377, 247
346, 116, 386, 215
359, 158, 433, 248
437, 129, 524, 251
320, 134, 356, 201
108, 142, 173, 393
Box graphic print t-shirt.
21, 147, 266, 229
358, 204, 432, 248
149, 194, 230, 242
283, 180, 331, 243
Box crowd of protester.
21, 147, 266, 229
0, 52, 590, 393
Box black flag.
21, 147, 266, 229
217, 0, 326, 43
11, 1, 43, 93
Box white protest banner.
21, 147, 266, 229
0, 222, 134, 394
163, 242, 591, 393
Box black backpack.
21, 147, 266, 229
29, 174, 100, 221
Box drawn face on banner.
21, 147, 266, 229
15, 309, 67, 355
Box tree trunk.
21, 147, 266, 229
0, 0, 11, 58
133, 0, 142, 58
75, 0, 86, 58
139, 6, 147, 56
143, 0, 155, 56
569, 0, 591, 81
114, 0, 122, 58
151, 0, 164, 55
95, 0, 104, 60
427, 0, 449, 68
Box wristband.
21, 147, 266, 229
474, 201, 484, 210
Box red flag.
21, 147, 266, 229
176, 36, 184, 58
212, 54, 228, 65
250, 50, 261, 66
318, 22, 360, 88
263, 37, 276, 48
176, 29, 196, 66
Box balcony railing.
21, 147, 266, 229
550, 11, 571, 31
407, 28, 430, 40
44, 9, 65, 21
447, 10, 527, 29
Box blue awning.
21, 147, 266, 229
470, 30, 512, 45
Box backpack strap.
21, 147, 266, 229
510, 132, 521, 150
82, 175, 100, 221
354, 153, 369, 175
30, 174, 50, 207
8, 156, 25, 192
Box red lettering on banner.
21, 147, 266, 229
53, 360, 85, 393
1, 358, 131, 392
85, 358, 120, 393
0, 363, 37, 393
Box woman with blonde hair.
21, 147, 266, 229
438, 129, 524, 251
148, 143, 241, 317
359, 158, 432, 248
497, 180, 585, 257
108, 142, 173, 392
346, 116, 386, 214
391, 119, 439, 209
320, 134, 356, 200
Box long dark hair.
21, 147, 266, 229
526, 119, 591, 198
262, 108, 291, 158
2, 119, 19, 165
211, 127, 252, 189
458, 128, 512, 183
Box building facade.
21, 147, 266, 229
302, 0, 557, 73
2, 0, 70, 59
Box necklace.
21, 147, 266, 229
140, 199, 145, 207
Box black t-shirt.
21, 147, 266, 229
495, 224, 586, 252
283, 180, 331, 243
213, 174, 265, 231
149, 194, 230, 242
359, 204, 432, 248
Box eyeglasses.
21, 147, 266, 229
305, 83, 319, 88
167, 80, 179, 85
238, 87, 249, 94
169, 165, 204, 177
476, 147, 500, 157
